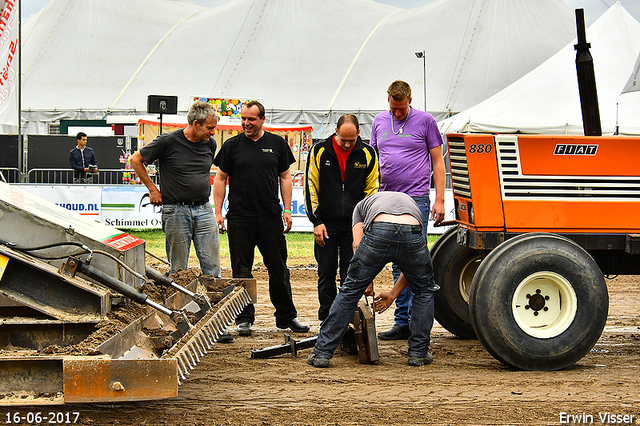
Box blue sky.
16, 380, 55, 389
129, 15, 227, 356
22, 0, 640, 29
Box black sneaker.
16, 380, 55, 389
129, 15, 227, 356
408, 353, 434, 366
217, 330, 234, 343
307, 353, 330, 368
378, 324, 410, 340
237, 322, 252, 336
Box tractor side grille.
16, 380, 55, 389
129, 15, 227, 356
448, 136, 471, 198
496, 136, 640, 200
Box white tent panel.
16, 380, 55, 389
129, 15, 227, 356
19, 0, 576, 137
621, 46, 640, 94
22, 0, 207, 110
439, 2, 640, 136
335, 0, 576, 114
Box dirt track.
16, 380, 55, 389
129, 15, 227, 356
15, 265, 636, 426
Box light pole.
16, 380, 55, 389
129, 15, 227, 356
415, 50, 427, 112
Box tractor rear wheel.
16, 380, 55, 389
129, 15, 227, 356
432, 226, 480, 339
469, 233, 608, 370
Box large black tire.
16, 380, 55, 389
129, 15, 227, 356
432, 226, 480, 339
469, 233, 609, 371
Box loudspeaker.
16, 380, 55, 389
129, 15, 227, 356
147, 95, 178, 114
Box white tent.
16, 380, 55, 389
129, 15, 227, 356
621, 49, 640, 94
328, 0, 577, 114
16, 0, 575, 138
439, 2, 640, 136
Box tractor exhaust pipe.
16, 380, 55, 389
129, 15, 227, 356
575, 8, 602, 136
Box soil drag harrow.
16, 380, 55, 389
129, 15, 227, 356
162, 286, 252, 385
0, 184, 253, 404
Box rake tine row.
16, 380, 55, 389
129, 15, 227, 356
194, 337, 205, 356
188, 346, 199, 365
176, 356, 188, 380
199, 332, 211, 351
203, 323, 216, 343
197, 334, 208, 353
165, 286, 252, 385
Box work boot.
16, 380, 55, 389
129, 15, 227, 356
307, 353, 330, 368
377, 324, 410, 340
279, 318, 310, 333
217, 329, 234, 343
408, 353, 434, 366
237, 322, 252, 336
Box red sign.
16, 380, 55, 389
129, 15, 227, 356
102, 233, 145, 251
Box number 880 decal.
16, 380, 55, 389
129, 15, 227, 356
468, 144, 493, 154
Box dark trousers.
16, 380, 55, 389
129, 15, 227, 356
227, 214, 297, 326
314, 222, 438, 359
314, 219, 353, 321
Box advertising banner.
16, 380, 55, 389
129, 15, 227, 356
192, 97, 257, 119
11, 185, 454, 233
17, 185, 101, 218
214, 186, 313, 232
13, 185, 313, 231
0, 0, 18, 130
101, 186, 163, 228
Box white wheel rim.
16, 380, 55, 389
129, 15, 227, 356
512, 271, 577, 338
459, 257, 481, 304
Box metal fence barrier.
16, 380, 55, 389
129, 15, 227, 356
27, 168, 75, 184
0, 167, 22, 183
26, 168, 150, 185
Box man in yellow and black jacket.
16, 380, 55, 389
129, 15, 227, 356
304, 114, 379, 322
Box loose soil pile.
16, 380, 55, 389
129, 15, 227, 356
37, 267, 213, 357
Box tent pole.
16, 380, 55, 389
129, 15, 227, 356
18, 0, 23, 181
415, 50, 427, 112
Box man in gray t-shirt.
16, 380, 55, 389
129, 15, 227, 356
308, 191, 439, 368
352, 191, 423, 233
130, 101, 222, 279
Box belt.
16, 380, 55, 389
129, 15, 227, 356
164, 200, 208, 206
371, 222, 423, 233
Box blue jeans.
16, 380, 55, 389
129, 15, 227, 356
162, 203, 221, 277
392, 195, 430, 328
313, 222, 438, 359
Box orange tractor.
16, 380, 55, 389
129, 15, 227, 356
431, 10, 640, 370
433, 133, 639, 370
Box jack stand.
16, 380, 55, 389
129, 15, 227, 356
352, 300, 379, 364
250, 299, 379, 362
251, 334, 317, 359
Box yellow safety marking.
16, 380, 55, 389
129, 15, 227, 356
0, 254, 8, 280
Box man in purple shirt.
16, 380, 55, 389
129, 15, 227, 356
370, 80, 446, 340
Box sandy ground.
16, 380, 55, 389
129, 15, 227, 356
12, 264, 636, 426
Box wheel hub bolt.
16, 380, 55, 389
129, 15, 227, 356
525, 290, 547, 312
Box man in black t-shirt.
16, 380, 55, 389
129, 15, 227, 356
214, 101, 309, 337
130, 101, 222, 280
